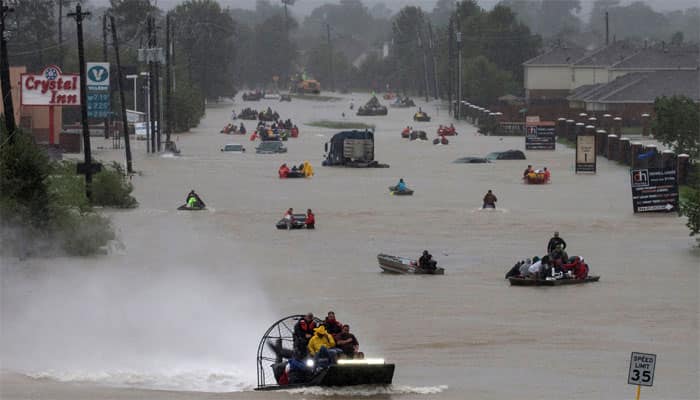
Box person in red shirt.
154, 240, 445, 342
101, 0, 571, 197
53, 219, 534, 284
544, 167, 551, 182
278, 163, 290, 178
305, 209, 315, 229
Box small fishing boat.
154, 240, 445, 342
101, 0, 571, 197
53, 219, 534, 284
377, 253, 445, 275
508, 275, 600, 286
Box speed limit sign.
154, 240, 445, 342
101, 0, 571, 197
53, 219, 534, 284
628, 352, 656, 387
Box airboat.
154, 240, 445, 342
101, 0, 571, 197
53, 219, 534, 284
255, 315, 395, 391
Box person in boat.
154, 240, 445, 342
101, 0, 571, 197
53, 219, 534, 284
550, 244, 569, 269
302, 161, 314, 177
286, 352, 313, 384
239, 122, 246, 134
519, 258, 532, 277
482, 190, 497, 209
527, 256, 543, 278
449, 123, 456, 134
547, 232, 567, 254
293, 313, 316, 357
279, 163, 290, 179
543, 167, 551, 182
308, 325, 342, 367
185, 190, 203, 209
402, 126, 410, 136
395, 178, 408, 192
523, 165, 533, 178
323, 311, 343, 337
335, 324, 361, 359
562, 256, 588, 279
305, 209, 315, 229
291, 125, 299, 137
418, 250, 437, 271
284, 208, 294, 229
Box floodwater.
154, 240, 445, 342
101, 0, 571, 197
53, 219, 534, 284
1, 93, 698, 400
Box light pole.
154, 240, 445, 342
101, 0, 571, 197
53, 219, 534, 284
140, 71, 150, 152
126, 74, 138, 111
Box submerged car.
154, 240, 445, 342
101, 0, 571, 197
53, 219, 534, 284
486, 149, 526, 160
453, 157, 491, 163
221, 143, 246, 152
256, 141, 287, 154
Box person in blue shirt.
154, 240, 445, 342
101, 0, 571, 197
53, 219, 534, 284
396, 178, 408, 192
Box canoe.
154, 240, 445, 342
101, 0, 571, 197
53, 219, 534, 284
377, 253, 445, 275
508, 275, 600, 286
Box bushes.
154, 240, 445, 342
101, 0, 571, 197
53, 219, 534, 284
92, 162, 138, 208
1, 125, 129, 257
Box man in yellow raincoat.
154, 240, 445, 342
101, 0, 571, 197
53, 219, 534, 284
307, 325, 342, 367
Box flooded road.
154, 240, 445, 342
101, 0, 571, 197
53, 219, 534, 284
1, 93, 698, 399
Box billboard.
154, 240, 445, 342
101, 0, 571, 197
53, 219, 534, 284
630, 167, 679, 213
21, 65, 80, 106
525, 125, 556, 150
576, 135, 596, 173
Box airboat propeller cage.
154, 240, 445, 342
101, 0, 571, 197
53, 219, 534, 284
256, 314, 395, 390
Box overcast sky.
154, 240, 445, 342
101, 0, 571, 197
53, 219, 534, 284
91, 0, 700, 18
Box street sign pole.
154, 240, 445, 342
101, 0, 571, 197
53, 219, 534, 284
628, 352, 656, 399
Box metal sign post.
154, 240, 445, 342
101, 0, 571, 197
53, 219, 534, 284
628, 352, 656, 400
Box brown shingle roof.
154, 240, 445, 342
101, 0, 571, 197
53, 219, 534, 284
611, 45, 699, 70
574, 41, 640, 67
568, 70, 700, 104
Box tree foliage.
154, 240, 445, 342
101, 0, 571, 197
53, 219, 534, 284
652, 96, 700, 158
172, 0, 237, 99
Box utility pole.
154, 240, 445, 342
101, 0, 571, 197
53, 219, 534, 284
110, 15, 133, 174
58, 0, 64, 67
428, 21, 439, 100
1, 0, 16, 140
148, 16, 156, 153
165, 12, 172, 145
68, 4, 97, 200
102, 13, 109, 139
605, 11, 609, 46
326, 23, 334, 92
456, 29, 462, 120
417, 29, 429, 103
447, 17, 454, 116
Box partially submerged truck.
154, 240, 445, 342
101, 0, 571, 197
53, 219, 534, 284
322, 130, 389, 168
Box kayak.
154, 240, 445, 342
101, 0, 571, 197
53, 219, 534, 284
508, 275, 600, 286
377, 253, 445, 275
177, 204, 205, 211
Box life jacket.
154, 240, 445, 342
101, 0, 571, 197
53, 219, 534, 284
298, 319, 316, 334
574, 261, 589, 279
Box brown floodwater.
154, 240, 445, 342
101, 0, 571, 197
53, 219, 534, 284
1, 93, 698, 400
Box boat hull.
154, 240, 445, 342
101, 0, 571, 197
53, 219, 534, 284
508, 275, 600, 286
377, 254, 444, 275
255, 364, 395, 391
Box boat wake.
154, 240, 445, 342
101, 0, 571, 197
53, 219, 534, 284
25, 368, 254, 393
285, 384, 448, 396
471, 207, 508, 213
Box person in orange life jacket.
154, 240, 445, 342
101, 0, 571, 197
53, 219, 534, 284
293, 313, 316, 357
305, 209, 315, 229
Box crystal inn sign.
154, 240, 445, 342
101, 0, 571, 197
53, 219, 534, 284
21, 65, 80, 106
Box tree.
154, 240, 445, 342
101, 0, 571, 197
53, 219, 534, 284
305, 44, 353, 89
7, 0, 57, 70
461, 55, 518, 105
251, 13, 298, 86
391, 6, 427, 94
109, 0, 158, 45
652, 96, 700, 158
172, 0, 237, 99
681, 189, 700, 239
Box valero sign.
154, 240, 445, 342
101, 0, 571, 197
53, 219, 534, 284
21, 65, 80, 106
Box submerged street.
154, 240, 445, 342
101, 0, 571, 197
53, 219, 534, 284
1, 93, 698, 400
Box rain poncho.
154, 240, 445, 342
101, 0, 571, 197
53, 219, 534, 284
307, 325, 336, 356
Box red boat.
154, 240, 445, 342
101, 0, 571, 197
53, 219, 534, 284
437, 126, 458, 136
